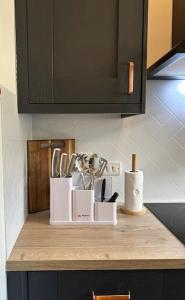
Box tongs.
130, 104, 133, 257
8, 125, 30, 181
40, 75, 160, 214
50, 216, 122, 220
88, 155, 108, 190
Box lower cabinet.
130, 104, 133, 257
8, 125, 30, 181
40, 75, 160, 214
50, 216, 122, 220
28, 272, 58, 300
7, 270, 185, 300
163, 270, 185, 300
60, 271, 163, 300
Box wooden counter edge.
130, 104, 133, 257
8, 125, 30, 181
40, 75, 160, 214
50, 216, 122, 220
6, 259, 185, 272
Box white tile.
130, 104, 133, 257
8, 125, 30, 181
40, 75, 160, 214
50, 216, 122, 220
31, 82, 185, 204
174, 127, 185, 148
152, 80, 185, 125
147, 92, 174, 125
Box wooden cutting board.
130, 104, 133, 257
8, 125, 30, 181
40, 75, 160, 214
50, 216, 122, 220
28, 139, 75, 213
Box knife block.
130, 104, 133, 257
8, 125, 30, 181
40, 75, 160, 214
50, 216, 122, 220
50, 177, 72, 224
28, 139, 75, 213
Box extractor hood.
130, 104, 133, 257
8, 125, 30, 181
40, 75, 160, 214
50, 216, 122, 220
147, 39, 185, 80
147, 0, 185, 80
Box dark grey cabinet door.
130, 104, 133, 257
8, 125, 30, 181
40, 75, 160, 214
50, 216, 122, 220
28, 272, 58, 300
7, 272, 28, 300
27, 0, 53, 104
53, 0, 144, 104
163, 270, 185, 300
15, 0, 147, 113
59, 270, 163, 300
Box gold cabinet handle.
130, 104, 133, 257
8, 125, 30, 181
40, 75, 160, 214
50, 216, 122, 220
128, 62, 134, 95
92, 291, 130, 300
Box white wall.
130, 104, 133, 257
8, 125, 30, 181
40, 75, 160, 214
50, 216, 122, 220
1, 90, 32, 255
0, 103, 7, 300
0, 0, 32, 299
32, 80, 185, 203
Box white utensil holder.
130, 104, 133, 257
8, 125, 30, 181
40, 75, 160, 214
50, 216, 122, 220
94, 202, 117, 225
50, 177, 72, 224
72, 189, 94, 222
50, 181, 117, 225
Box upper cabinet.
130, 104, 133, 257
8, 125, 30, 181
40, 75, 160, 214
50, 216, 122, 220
15, 0, 148, 114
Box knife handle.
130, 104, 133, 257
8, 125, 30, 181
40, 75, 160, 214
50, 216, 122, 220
66, 153, 77, 177
59, 153, 68, 177
107, 192, 119, 203
51, 148, 61, 177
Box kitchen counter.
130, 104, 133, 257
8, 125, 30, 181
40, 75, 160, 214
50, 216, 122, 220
6, 208, 185, 271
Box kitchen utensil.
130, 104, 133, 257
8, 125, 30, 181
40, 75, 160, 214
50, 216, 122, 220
96, 157, 108, 177
94, 177, 112, 202
101, 178, 106, 202
87, 154, 107, 189
88, 154, 100, 189
107, 192, 119, 203
51, 148, 61, 177
78, 153, 89, 173
75, 155, 86, 190
75, 154, 108, 190
88, 154, 99, 170
66, 153, 77, 177
88, 157, 95, 190
59, 153, 68, 177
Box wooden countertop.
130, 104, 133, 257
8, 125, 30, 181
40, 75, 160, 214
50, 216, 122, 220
6, 208, 185, 271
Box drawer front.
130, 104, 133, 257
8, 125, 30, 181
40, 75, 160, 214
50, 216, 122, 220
59, 270, 163, 300
163, 270, 185, 300
28, 272, 58, 300
7, 272, 28, 300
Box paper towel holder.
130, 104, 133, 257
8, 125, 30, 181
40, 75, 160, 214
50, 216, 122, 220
121, 154, 146, 216
121, 206, 146, 216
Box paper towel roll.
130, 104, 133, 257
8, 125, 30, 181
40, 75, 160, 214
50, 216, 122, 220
124, 171, 143, 212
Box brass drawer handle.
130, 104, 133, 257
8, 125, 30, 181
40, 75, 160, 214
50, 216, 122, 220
92, 291, 130, 300
128, 62, 134, 95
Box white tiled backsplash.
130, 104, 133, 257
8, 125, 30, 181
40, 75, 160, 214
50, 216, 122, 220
32, 80, 185, 203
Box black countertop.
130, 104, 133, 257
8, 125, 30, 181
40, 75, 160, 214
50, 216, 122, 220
146, 203, 185, 246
